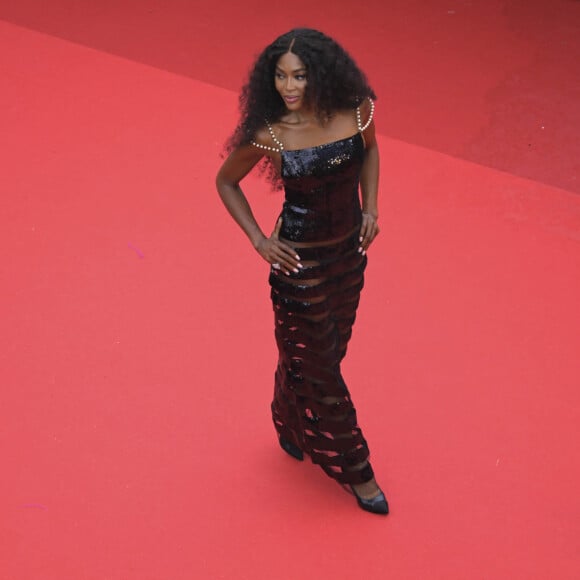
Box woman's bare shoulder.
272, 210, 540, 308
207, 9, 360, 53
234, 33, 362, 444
253, 125, 271, 142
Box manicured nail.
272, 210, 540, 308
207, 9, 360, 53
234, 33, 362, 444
297, 263, 303, 269
358, 247, 362, 253
362, 250, 366, 256
295, 254, 301, 260
293, 268, 299, 273
359, 236, 363, 242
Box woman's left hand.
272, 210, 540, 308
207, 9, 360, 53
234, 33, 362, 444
359, 212, 379, 255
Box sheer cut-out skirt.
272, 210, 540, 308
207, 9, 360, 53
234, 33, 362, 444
269, 227, 374, 485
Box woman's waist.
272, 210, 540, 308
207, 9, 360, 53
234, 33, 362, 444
282, 182, 359, 203
281, 208, 360, 239
281, 193, 361, 215
279, 224, 360, 249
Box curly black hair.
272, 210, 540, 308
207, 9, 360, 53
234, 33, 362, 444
226, 28, 376, 155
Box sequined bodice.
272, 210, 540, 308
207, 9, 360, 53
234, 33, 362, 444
279, 133, 365, 243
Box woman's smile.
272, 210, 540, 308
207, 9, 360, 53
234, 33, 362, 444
283, 95, 300, 104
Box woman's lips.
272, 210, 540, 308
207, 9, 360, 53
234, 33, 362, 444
284, 96, 300, 104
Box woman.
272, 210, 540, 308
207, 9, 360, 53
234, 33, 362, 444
216, 28, 388, 515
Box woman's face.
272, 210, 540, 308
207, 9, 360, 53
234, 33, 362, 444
275, 52, 308, 111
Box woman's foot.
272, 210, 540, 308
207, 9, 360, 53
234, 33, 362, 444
279, 436, 304, 461
350, 478, 389, 515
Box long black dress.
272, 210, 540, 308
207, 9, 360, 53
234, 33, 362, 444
267, 116, 374, 486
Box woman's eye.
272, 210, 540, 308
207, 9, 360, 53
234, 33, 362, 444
276, 74, 285, 80
295, 75, 306, 81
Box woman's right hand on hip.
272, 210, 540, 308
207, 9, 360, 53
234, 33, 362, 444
257, 218, 303, 275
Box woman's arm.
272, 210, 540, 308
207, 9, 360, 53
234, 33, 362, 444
359, 109, 380, 254
215, 145, 302, 274
216, 144, 267, 249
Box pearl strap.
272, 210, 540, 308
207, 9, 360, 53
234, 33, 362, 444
250, 140, 281, 153
266, 122, 284, 150
251, 121, 284, 153
356, 97, 375, 133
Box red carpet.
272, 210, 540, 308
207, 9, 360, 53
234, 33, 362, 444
1, 4, 579, 579
1, 0, 579, 194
